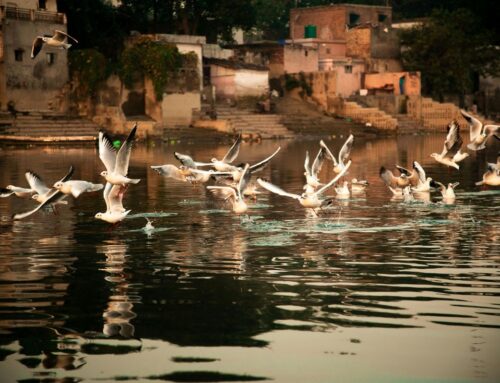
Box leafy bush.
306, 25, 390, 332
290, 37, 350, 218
69, 49, 108, 96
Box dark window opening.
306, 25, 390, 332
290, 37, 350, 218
349, 13, 360, 26
345, 65, 353, 74
46, 52, 55, 65
378, 14, 387, 23
14, 49, 24, 62
305, 50, 308, 57
38, 0, 46, 10
326, 48, 331, 54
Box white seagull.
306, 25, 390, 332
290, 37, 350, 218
31, 30, 78, 59
460, 110, 500, 151
405, 161, 435, 192
435, 182, 459, 203
321, 135, 354, 174
476, 154, 500, 186
303, 146, 326, 191
99, 125, 140, 186
209, 133, 242, 172
53, 179, 104, 198
350, 178, 369, 193
13, 167, 74, 220
95, 183, 130, 224
206, 163, 251, 214
379, 166, 410, 191
257, 160, 351, 209
335, 181, 350, 199
1, 184, 34, 199
430, 121, 469, 169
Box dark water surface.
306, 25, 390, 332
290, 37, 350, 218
0, 134, 499, 382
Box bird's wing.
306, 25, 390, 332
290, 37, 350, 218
31, 37, 44, 59
222, 133, 242, 164
13, 189, 63, 220
460, 110, 482, 141
319, 140, 338, 166
108, 184, 127, 212
257, 178, 301, 200
102, 182, 112, 212
207, 186, 237, 201
443, 123, 462, 158
304, 150, 311, 176
150, 164, 186, 181
58, 165, 74, 183
114, 124, 137, 176
396, 165, 411, 177
338, 134, 354, 165
237, 164, 251, 200
413, 161, 426, 183
379, 166, 397, 188
174, 152, 197, 168
0, 188, 14, 198
314, 160, 351, 196
25, 171, 50, 195
484, 125, 499, 139
98, 131, 117, 172
249, 147, 281, 173
311, 146, 326, 177
53, 30, 79, 43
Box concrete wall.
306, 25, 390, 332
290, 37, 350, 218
210, 64, 235, 100
283, 44, 318, 75
3, 0, 57, 10
364, 72, 420, 96
161, 92, 201, 126
318, 60, 364, 97
234, 69, 268, 97
1, 15, 68, 110
210, 64, 268, 100
290, 5, 392, 41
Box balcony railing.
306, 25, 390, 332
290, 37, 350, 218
1, 6, 65, 24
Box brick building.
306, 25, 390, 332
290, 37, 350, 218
290, 4, 392, 42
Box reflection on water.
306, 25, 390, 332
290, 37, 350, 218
0, 134, 499, 382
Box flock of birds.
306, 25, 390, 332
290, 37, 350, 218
1, 111, 499, 224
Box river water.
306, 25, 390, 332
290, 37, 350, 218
0, 134, 499, 382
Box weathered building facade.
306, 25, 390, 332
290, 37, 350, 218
0, 0, 69, 111
290, 4, 392, 43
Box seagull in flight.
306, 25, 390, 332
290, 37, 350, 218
460, 110, 499, 151
31, 30, 78, 59
53, 179, 104, 198
1, 184, 34, 199
303, 145, 326, 193
99, 124, 140, 186
321, 135, 354, 174
430, 121, 469, 169
95, 183, 130, 224
257, 161, 351, 209
476, 153, 500, 186
208, 133, 242, 172
206, 163, 251, 214
13, 166, 74, 220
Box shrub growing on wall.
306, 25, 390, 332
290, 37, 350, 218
69, 49, 108, 97
118, 39, 186, 100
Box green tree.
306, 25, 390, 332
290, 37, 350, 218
400, 8, 500, 104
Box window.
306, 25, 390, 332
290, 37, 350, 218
38, 0, 46, 10
345, 65, 353, 74
46, 52, 55, 65
326, 48, 331, 54
349, 13, 360, 26
378, 14, 387, 23
304, 50, 308, 57
14, 49, 24, 62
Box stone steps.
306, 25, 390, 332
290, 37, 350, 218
0, 111, 99, 142
215, 105, 294, 139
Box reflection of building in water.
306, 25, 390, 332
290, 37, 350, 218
97, 241, 137, 338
